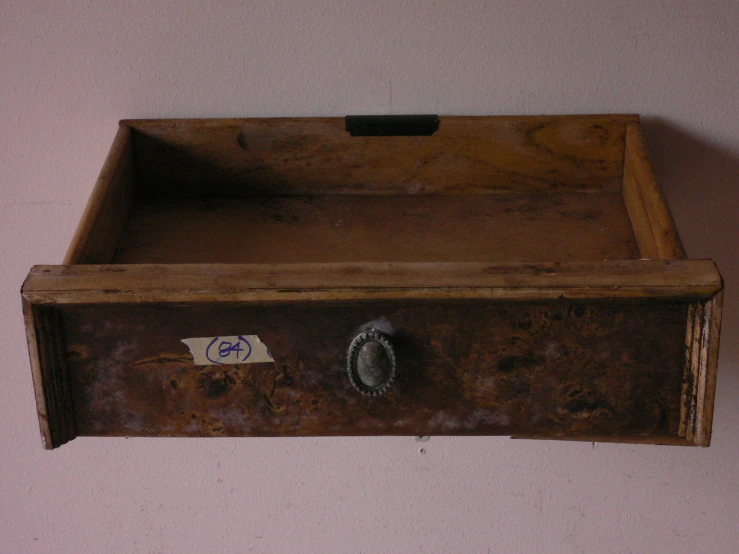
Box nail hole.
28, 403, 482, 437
237, 130, 248, 150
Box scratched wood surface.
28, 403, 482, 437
112, 193, 639, 264
23, 260, 723, 305
127, 115, 636, 197
23, 301, 75, 449
61, 300, 688, 441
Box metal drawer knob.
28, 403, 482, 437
347, 329, 396, 395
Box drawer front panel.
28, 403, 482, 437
61, 301, 687, 441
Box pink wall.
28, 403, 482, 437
2, 2, 738, 552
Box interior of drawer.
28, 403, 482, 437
65, 116, 665, 265
112, 193, 639, 264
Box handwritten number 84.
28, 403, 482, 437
219, 340, 244, 358
205, 336, 252, 364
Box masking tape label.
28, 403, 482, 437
181, 335, 274, 366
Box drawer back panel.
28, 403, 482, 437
129, 116, 634, 197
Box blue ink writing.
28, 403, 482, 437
205, 336, 253, 364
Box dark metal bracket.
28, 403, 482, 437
345, 114, 439, 137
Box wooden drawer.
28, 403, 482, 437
22, 115, 723, 449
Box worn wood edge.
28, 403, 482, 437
679, 286, 723, 446
22, 261, 722, 305
622, 165, 660, 258
126, 113, 638, 196
22, 300, 76, 449
679, 303, 697, 438
683, 302, 704, 443
71, 433, 693, 446
63, 125, 134, 264
511, 434, 695, 446
693, 289, 723, 446
623, 121, 686, 259
24, 287, 723, 305
22, 299, 52, 449
121, 113, 641, 130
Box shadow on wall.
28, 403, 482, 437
643, 117, 738, 370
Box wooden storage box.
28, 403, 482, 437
22, 115, 723, 449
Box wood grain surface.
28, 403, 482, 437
61, 300, 688, 442
622, 121, 686, 259
23, 260, 722, 305
22, 114, 724, 448
23, 301, 76, 448
126, 115, 636, 197
681, 290, 723, 446
64, 126, 136, 264
112, 193, 639, 264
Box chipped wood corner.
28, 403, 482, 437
22, 297, 76, 450
680, 287, 723, 446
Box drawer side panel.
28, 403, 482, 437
64, 125, 136, 265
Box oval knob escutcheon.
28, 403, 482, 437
347, 329, 396, 395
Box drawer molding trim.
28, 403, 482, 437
23, 260, 721, 305
23, 302, 76, 449
681, 290, 723, 446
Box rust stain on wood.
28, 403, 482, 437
61, 301, 687, 441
